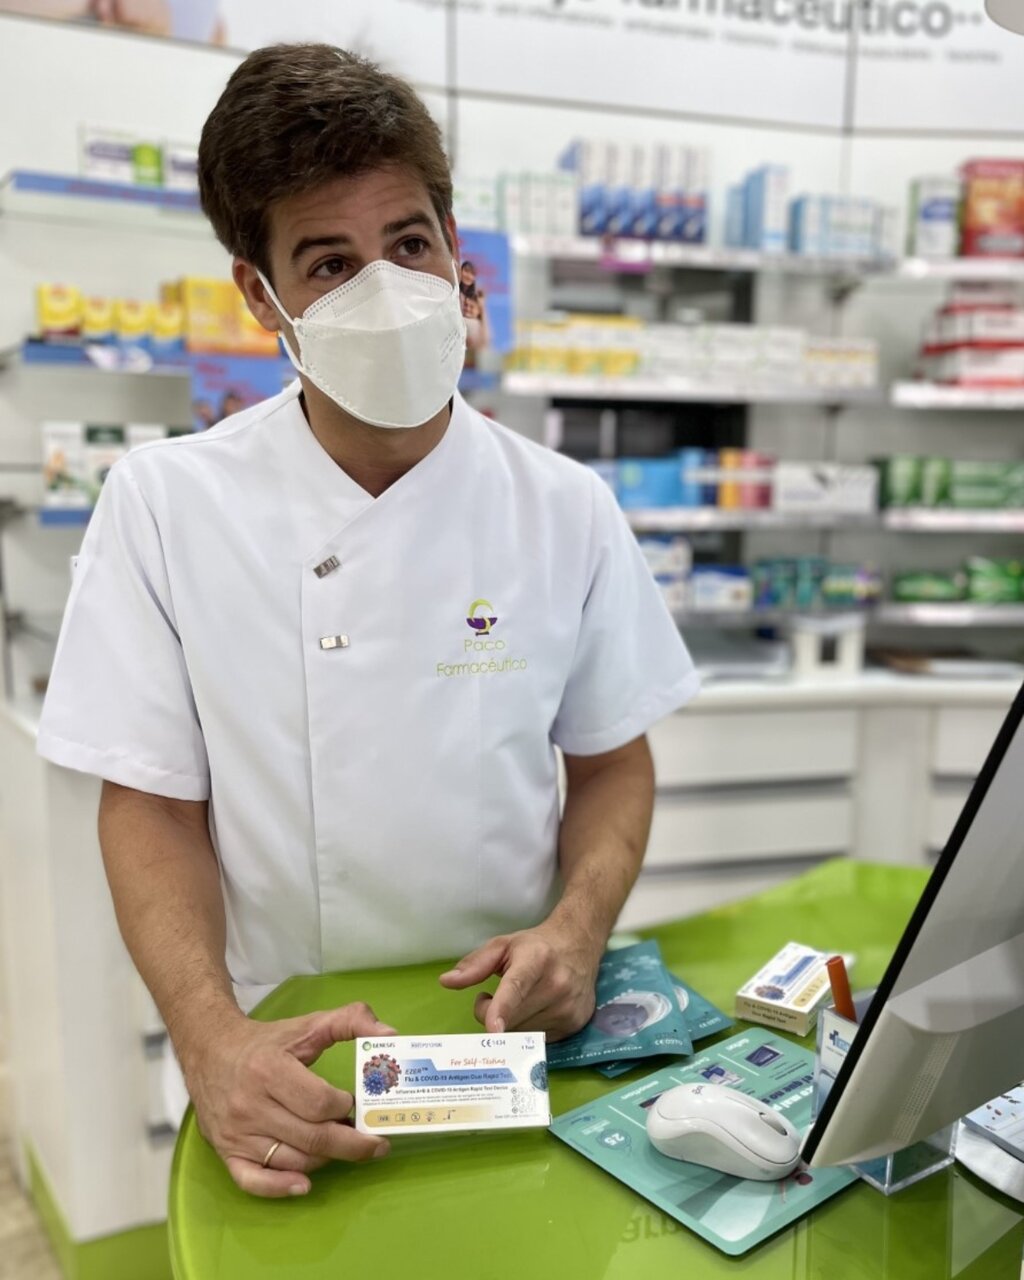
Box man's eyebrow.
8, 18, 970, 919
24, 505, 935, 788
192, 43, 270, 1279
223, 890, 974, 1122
382, 211, 436, 237
289, 213, 437, 265
290, 234, 351, 264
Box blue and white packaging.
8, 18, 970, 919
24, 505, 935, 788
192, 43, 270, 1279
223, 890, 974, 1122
628, 143, 659, 240
560, 138, 615, 237
679, 447, 711, 507
789, 195, 827, 256
745, 166, 789, 254
618, 458, 683, 510
653, 143, 679, 241
606, 141, 635, 239
636, 533, 692, 579
690, 565, 753, 612
679, 146, 709, 244
725, 184, 747, 250
908, 176, 960, 259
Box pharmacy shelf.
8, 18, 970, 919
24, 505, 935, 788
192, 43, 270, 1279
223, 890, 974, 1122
504, 372, 881, 406
0, 170, 209, 239
873, 603, 1024, 627
675, 608, 867, 629
17, 340, 192, 377
627, 508, 877, 533
511, 234, 891, 277
676, 603, 1024, 629
891, 382, 1024, 410
899, 257, 1024, 282
882, 509, 1024, 533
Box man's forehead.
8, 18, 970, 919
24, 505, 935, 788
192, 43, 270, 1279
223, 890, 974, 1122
271, 170, 437, 239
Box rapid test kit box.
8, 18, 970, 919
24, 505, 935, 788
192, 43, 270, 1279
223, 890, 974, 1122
355, 1033, 550, 1137
736, 942, 854, 1036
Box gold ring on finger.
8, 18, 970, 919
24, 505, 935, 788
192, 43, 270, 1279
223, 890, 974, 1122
261, 1140, 283, 1169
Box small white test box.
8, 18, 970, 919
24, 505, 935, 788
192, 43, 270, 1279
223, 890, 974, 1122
736, 942, 855, 1036
355, 1032, 550, 1136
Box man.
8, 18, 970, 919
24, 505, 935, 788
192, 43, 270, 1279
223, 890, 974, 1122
38, 44, 699, 1198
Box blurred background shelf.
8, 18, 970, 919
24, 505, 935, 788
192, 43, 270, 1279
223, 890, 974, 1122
0, 169, 209, 239
891, 382, 1024, 410
872, 603, 1024, 627
882, 509, 1024, 532
511, 234, 891, 277
504, 372, 881, 406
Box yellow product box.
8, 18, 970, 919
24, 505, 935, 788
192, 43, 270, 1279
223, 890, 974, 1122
81, 296, 115, 344
36, 284, 82, 340
151, 301, 185, 355
355, 1032, 550, 1137
165, 277, 278, 355
114, 299, 153, 344
735, 942, 855, 1036
164, 277, 236, 352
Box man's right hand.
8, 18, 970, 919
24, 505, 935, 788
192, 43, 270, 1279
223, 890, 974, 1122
180, 1002, 397, 1198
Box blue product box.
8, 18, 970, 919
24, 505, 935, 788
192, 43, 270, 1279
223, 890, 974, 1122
745, 166, 789, 254
618, 457, 683, 509
789, 195, 826, 256
677, 193, 707, 244
725, 185, 747, 249
678, 447, 707, 507
560, 138, 614, 237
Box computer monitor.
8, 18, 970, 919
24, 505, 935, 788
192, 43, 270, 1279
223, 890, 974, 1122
804, 681, 1024, 1168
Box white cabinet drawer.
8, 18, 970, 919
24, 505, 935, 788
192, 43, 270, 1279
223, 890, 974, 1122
926, 784, 973, 853
649, 710, 858, 789
931, 707, 1008, 779
646, 788, 852, 868
617, 859, 832, 929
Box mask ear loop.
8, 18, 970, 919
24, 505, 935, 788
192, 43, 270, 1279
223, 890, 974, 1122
255, 269, 303, 370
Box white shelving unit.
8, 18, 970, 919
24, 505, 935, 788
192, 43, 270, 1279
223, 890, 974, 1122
630, 508, 1024, 535
511, 233, 891, 277
503, 371, 880, 406
882, 510, 1024, 533
873, 603, 1024, 628
626, 509, 877, 533
891, 382, 1024, 411
898, 257, 1024, 282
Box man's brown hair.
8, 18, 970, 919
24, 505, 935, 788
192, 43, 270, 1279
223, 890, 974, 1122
198, 43, 453, 277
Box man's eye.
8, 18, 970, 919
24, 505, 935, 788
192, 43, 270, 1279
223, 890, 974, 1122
398, 237, 428, 258
312, 258, 348, 279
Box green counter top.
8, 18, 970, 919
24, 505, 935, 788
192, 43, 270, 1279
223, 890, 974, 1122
169, 859, 1024, 1278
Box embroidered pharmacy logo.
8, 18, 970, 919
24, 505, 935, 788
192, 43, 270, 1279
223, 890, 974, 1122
437, 597, 526, 678
466, 598, 498, 634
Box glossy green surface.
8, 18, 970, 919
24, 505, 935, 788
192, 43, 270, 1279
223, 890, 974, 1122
170, 860, 1024, 1278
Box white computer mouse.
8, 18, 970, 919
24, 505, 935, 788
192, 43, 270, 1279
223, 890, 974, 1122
646, 1082, 802, 1180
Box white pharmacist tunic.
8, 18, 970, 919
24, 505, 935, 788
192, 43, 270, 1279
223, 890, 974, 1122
38, 385, 699, 1009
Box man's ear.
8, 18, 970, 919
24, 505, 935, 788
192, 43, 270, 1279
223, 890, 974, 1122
445, 212, 459, 265
233, 258, 281, 333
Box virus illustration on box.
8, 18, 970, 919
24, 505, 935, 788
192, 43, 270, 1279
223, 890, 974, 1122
362, 1053, 402, 1096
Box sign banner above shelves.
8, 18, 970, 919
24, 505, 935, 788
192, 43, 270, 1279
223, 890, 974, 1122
5, 0, 1024, 135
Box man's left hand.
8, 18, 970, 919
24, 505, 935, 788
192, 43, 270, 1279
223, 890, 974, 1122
439, 924, 601, 1042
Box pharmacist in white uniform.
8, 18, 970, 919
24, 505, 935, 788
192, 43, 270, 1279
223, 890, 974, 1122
38, 44, 699, 1198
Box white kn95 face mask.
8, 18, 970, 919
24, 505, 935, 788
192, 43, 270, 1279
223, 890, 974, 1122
258, 259, 467, 429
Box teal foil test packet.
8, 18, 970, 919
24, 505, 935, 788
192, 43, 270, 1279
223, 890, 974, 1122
596, 973, 733, 1078
548, 941, 693, 1069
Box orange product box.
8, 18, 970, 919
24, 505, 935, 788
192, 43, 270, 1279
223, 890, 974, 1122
961, 160, 1024, 258
162, 277, 279, 356
718, 448, 744, 510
